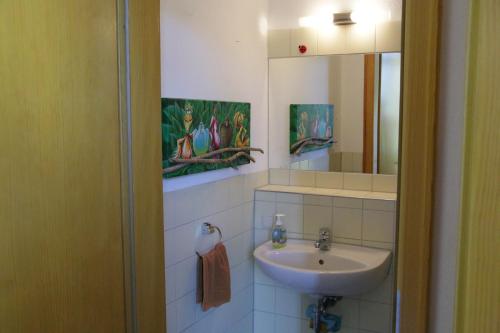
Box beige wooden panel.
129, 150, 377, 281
268, 29, 291, 58
397, 0, 440, 332
290, 28, 318, 56
456, 1, 500, 332
129, 0, 166, 331
0, 1, 126, 332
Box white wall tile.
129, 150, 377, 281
255, 229, 271, 247
359, 273, 394, 304
359, 301, 392, 333
290, 28, 318, 56
176, 292, 197, 332
318, 25, 348, 55
275, 287, 303, 318
362, 210, 395, 243
346, 24, 376, 54
333, 207, 363, 239
372, 174, 398, 193
255, 284, 275, 312
303, 205, 333, 235
255, 201, 276, 229
276, 193, 303, 204
166, 266, 176, 303
351, 153, 363, 173
333, 237, 362, 246
234, 312, 253, 333
269, 168, 289, 185
254, 311, 275, 333
315, 172, 344, 189
334, 197, 363, 209
275, 314, 303, 333
228, 175, 246, 207
289, 170, 316, 187
343, 173, 373, 191
254, 262, 276, 286
363, 199, 396, 212
375, 21, 402, 52
362, 240, 394, 251
175, 256, 197, 299
304, 195, 333, 206
232, 260, 253, 294
167, 302, 177, 333
276, 203, 303, 233
341, 152, 353, 172
268, 29, 291, 58
226, 231, 253, 267
165, 229, 177, 267
330, 298, 360, 329
256, 190, 276, 202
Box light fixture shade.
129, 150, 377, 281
333, 12, 354, 25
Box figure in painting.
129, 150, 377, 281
298, 111, 308, 140
219, 118, 233, 148
234, 112, 250, 147
174, 103, 194, 159
310, 112, 319, 138
209, 106, 221, 152
192, 122, 210, 156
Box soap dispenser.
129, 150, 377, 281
272, 214, 287, 249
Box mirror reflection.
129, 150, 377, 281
269, 53, 401, 175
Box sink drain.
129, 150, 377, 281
318, 259, 324, 265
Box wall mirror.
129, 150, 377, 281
268, 52, 401, 175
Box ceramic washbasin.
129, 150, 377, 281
253, 239, 391, 296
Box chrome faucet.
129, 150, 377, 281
314, 228, 331, 251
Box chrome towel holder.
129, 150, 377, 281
196, 223, 223, 257
201, 222, 223, 242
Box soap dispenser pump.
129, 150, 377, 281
272, 214, 287, 249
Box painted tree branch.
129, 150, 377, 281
291, 137, 335, 156
163, 147, 264, 174
290, 137, 333, 151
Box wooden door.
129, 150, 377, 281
0, 1, 134, 331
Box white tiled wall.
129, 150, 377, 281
269, 169, 398, 193
164, 171, 268, 333
268, 21, 402, 58
253, 191, 396, 333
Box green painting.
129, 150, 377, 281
162, 98, 254, 179
290, 104, 334, 155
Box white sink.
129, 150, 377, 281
253, 239, 392, 296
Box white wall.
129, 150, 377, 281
161, 0, 269, 191
429, 0, 468, 331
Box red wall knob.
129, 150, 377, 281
298, 44, 307, 54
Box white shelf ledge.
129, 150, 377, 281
256, 184, 397, 201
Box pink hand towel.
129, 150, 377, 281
196, 242, 231, 311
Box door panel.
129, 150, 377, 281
0, 1, 126, 332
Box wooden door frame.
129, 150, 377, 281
118, 0, 165, 332
397, 0, 441, 332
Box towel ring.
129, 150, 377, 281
201, 222, 223, 242
196, 223, 223, 258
